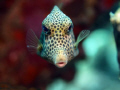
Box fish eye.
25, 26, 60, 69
42, 25, 49, 32
68, 25, 72, 31
66, 24, 73, 35
42, 25, 51, 35
68, 24, 73, 31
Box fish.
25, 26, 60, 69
26, 5, 90, 68
110, 7, 120, 79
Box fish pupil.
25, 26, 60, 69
42, 25, 48, 32
68, 25, 72, 31
42, 25, 51, 35
68, 24, 73, 31
66, 24, 73, 35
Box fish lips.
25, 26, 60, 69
53, 51, 68, 68
55, 61, 67, 68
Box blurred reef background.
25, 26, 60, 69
0, 0, 120, 90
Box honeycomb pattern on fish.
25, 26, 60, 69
41, 6, 75, 62
26, 5, 90, 68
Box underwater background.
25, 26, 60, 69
0, 0, 120, 90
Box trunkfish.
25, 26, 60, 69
26, 6, 90, 68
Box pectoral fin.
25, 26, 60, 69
74, 30, 90, 49
26, 29, 42, 54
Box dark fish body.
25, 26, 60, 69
27, 6, 90, 68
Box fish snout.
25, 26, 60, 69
54, 53, 68, 68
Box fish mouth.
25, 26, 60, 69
56, 62, 67, 68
